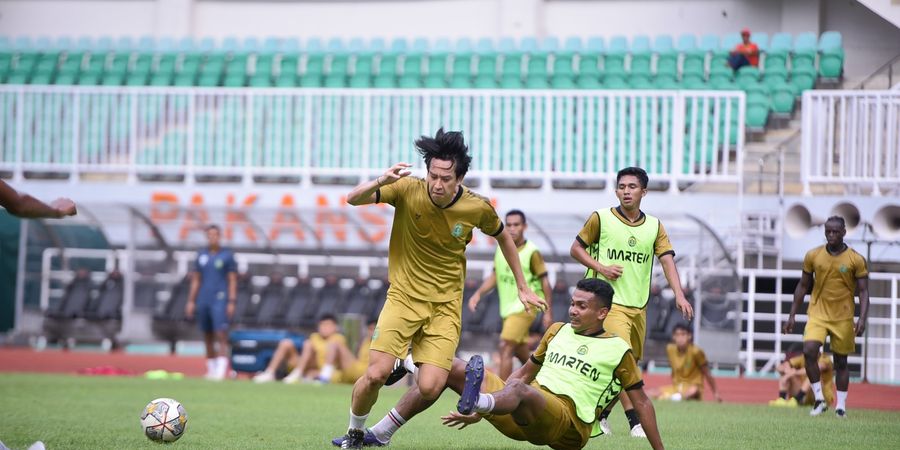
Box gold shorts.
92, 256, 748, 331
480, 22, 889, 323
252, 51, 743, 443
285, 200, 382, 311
481, 370, 589, 450
604, 304, 647, 360
333, 360, 368, 385
500, 309, 538, 344
659, 383, 703, 400
804, 317, 855, 355
370, 286, 461, 370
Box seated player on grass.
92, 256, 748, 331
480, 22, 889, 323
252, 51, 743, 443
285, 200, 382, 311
769, 350, 835, 408
314, 320, 378, 385
253, 314, 346, 384
649, 323, 722, 402
332, 278, 664, 450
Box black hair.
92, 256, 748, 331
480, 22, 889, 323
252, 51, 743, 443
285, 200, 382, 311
672, 323, 692, 334
206, 224, 221, 232
575, 278, 614, 309
415, 127, 472, 179
318, 314, 338, 324
506, 209, 527, 225
826, 215, 846, 228
616, 167, 649, 189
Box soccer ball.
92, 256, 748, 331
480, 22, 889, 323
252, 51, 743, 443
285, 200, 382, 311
140, 398, 188, 442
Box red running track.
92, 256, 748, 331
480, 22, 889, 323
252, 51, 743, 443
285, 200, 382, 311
0, 348, 897, 411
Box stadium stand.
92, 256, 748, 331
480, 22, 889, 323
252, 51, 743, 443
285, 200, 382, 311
43, 269, 123, 348
0, 33, 843, 131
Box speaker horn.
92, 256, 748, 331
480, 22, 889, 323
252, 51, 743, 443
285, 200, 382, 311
872, 205, 900, 239
830, 202, 861, 234
785, 204, 824, 238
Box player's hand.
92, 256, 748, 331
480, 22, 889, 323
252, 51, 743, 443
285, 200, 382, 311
441, 411, 482, 429
227, 301, 235, 320
854, 319, 866, 336
783, 315, 795, 334
185, 302, 195, 319
379, 163, 412, 186
518, 287, 547, 314
467, 292, 481, 313
675, 294, 693, 321
599, 264, 623, 280
51, 198, 77, 217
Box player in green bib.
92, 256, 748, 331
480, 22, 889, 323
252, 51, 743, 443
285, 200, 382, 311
570, 166, 693, 438
468, 210, 554, 380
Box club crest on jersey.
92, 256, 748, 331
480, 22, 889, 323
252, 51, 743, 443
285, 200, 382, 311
451, 223, 465, 238
215, 259, 223, 269
839, 264, 848, 273
577, 345, 588, 356
628, 236, 637, 247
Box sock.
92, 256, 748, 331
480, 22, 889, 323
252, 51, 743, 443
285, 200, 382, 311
370, 408, 406, 443
348, 411, 369, 431
216, 356, 229, 377
474, 393, 495, 414
625, 409, 641, 429
811, 381, 824, 402
778, 390, 788, 400
403, 354, 417, 374
599, 409, 611, 421
794, 391, 806, 403
319, 364, 335, 381
836, 390, 847, 411
206, 359, 216, 375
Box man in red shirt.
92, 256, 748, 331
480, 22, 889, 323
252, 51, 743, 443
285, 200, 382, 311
728, 28, 759, 71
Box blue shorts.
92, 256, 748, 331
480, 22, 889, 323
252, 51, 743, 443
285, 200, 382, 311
196, 299, 229, 333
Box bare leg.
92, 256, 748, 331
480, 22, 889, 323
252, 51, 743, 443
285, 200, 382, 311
682, 385, 700, 400
833, 353, 849, 392
498, 340, 515, 380
294, 339, 320, 377
350, 350, 398, 416
325, 341, 357, 370
802, 341, 822, 384
488, 379, 548, 426
264, 339, 298, 373
215, 330, 229, 358
513, 342, 531, 365
204, 333, 216, 359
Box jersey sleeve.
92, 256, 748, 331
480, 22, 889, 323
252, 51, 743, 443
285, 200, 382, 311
530, 250, 549, 278
665, 343, 676, 367
802, 249, 815, 274
615, 350, 643, 390
654, 222, 675, 258
478, 201, 503, 237
531, 322, 565, 365
694, 347, 708, 368
376, 176, 411, 206
576, 212, 601, 247
852, 251, 869, 279
225, 251, 238, 274
788, 355, 805, 369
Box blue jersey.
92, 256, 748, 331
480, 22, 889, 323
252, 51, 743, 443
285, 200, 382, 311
194, 248, 237, 303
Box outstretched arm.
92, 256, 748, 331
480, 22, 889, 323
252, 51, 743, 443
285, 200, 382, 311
467, 273, 497, 312
346, 163, 412, 206
784, 271, 812, 334
0, 180, 77, 218
627, 388, 664, 450
659, 254, 692, 320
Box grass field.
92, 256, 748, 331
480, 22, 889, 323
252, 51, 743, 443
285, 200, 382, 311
1, 373, 899, 449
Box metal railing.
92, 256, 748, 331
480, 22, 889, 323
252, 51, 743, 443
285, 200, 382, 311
0, 85, 745, 190
801, 90, 900, 195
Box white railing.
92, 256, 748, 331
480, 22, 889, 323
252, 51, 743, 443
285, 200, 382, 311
0, 85, 744, 190
740, 268, 899, 383
802, 90, 900, 195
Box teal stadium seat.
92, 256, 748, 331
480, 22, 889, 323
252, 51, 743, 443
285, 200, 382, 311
606, 36, 628, 72
654, 35, 678, 75
630, 35, 652, 73
792, 32, 818, 71
818, 31, 843, 79
564, 37, 583, 52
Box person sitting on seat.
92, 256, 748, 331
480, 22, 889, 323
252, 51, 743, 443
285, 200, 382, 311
252, 314, 346, 383
727, 28, 759, 71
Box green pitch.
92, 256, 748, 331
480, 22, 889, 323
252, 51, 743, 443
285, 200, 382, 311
1, 373, 898, 449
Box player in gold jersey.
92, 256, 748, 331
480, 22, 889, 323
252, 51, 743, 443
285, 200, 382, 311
650, 324, 721, 402
336, 128, 546, 449
784, 216, 869, 418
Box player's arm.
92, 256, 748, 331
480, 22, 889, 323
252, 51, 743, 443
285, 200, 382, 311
226, 271, 238, 319
659, 253, 693, 320
0, 179, 77, 219
700, 363, 722, 402
185, 272, 201, 319
570, 240, 623, 280
627, 388, 664, 450
346, 163, 412, 206
539, 275, 553, 327
784, 271, 813, 334
494, 230, 546, 312
467, 272, 496, 312
855, 276, 870, 336
507, 355, 541, 384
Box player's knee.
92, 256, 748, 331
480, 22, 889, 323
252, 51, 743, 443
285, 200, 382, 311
498, 340, 514, 356
803, 343, 819, 359
506, 379, 528, 396
417, 381, 444, 401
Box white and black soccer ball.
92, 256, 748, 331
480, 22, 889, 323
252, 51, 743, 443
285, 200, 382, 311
140, 398, 188, 442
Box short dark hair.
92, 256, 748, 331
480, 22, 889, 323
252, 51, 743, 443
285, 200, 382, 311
616, 167, 649, 189
506, 209, 526, 225
826, 215, 846, 228
672, 323, 692, 334
318, 314, 338, 324
206, 224, 220, 232
575, 278, 614, 309
415, 127, 472, 179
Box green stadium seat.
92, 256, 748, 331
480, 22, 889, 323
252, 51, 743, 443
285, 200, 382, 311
736, 66, 760, 85
274, 74, 297, 87
372, 74, 396, 88
604, 76, 628, 89
575, 74, 601, 89
449, 74, 473, 88
564, 37, 584, 52
501, 55, 522, 76
348, 74, 371, 88
150, 73, 173, 86
746, 102, 769, 130
255, 55, 275, 75
550, 74, 576, 89
397, 74, 420, 88
525, 74, 549, 89
499, 74, 523, 89
101, 73, 125, 85
655, 65, 677, 83
422, 74, 447, 88
198, 74, 220, 86
330, 54, 350, 75
527, 54, 548, 76
762, 66, 788, 84
378, 55, 398, 76
710, 78, 738, 90
78, 74, 100, 85
819, 52, 843, 79
427, 54, 449, 75
552, 54, 574, 75
769, 81, 795, 115
790, 67, 816, 93
402, 55, 423, 76
126, 73, 149, 86
628, 76, 653, 89
279, 56, 299, 76
791, 32, 818, 69
653, 77, 680, 90
708, 65, 732, 84
29, 73, 52, 85
305, 55, 324, 75
606, 36, 628, 72
682, 78, 706, 90
452, 54, 473, 76
223, 74, 245, 87
299, 74, 322, 87
577, 54, 600, 76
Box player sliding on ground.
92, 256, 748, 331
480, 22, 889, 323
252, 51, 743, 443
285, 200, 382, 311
335, 128, 546, 449
333, 278, 663, 450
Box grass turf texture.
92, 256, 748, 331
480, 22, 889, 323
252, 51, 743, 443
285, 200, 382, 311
1, 373, 899, 449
